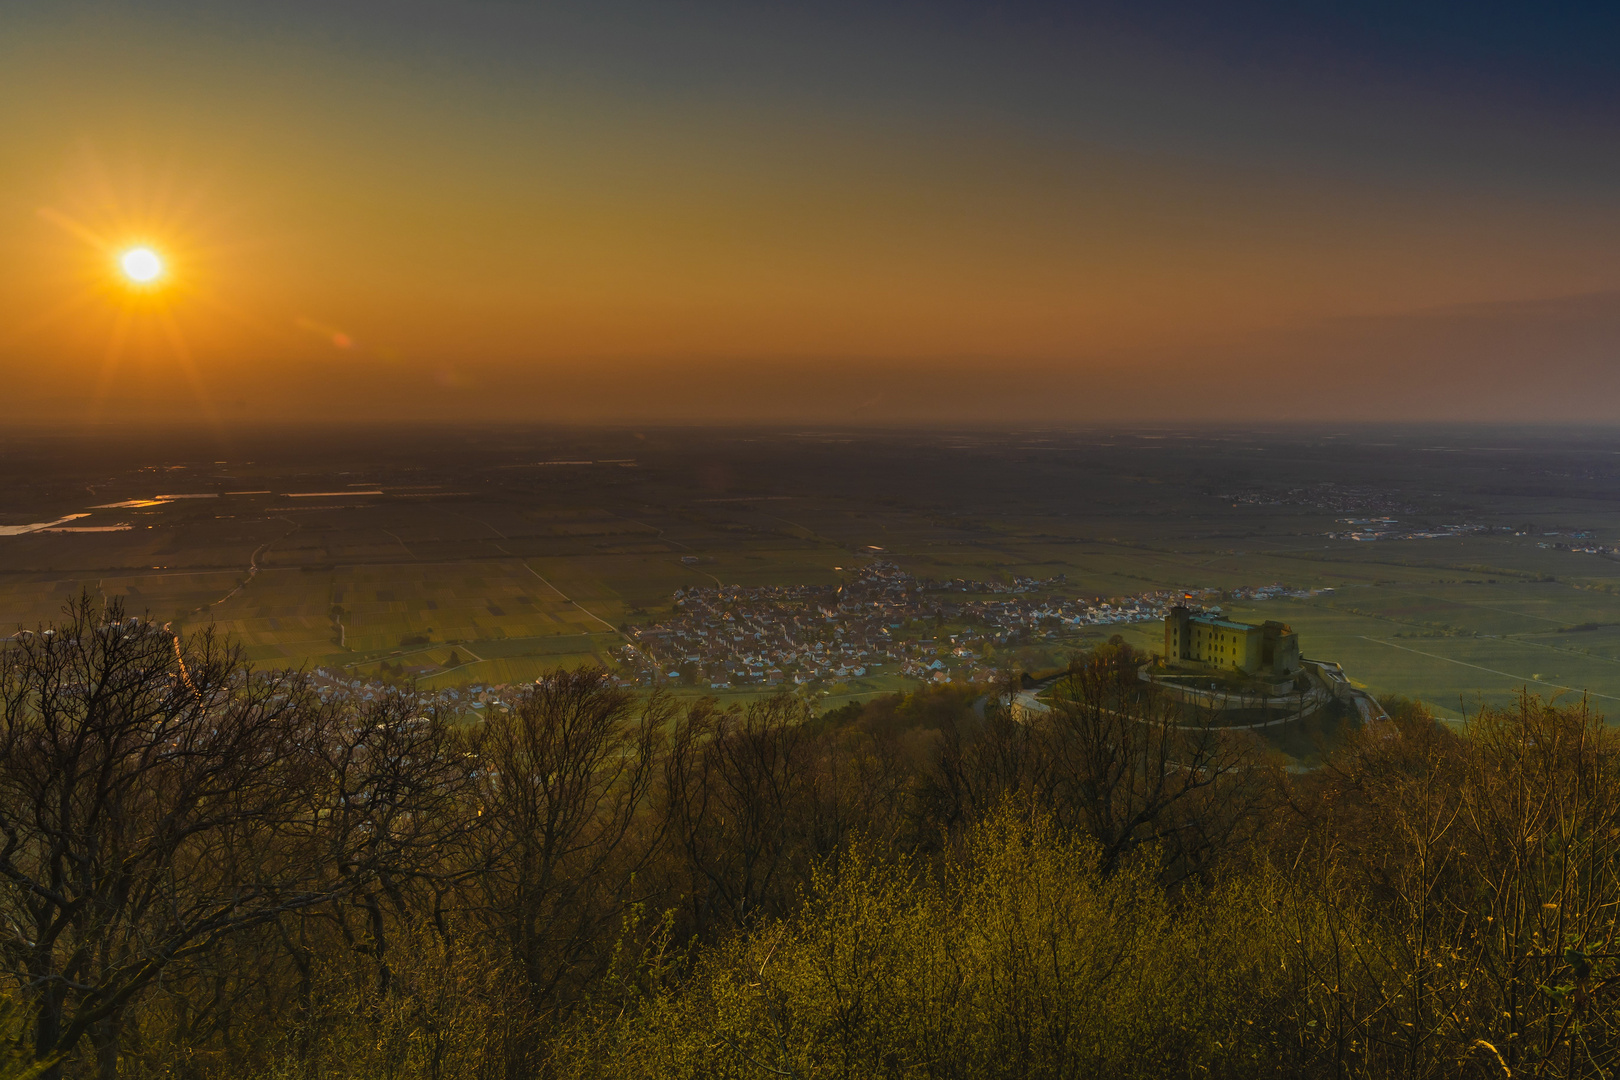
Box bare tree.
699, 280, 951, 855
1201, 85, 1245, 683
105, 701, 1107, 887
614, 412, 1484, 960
922, 708, 1039, 835
466, 667, 666, 1065
1041, 646, 1272, 878
664, 694, 826, 935
1302, 694, 1620, 1077
0, 597, 465, 1079
922, 645, 1269, 879
1459, 693, 1620, 1074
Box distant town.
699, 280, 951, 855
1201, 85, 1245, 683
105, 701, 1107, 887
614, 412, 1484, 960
618, 560, 1321, 690
284, 559, 1329, 707
1214, 482, 1422, 516
1324, 517, 1495, 541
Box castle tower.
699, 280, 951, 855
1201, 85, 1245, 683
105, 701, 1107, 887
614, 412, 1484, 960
1165, 605, 1192, 660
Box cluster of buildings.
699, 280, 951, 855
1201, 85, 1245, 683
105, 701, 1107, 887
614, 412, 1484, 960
1536, 531, 1609, 555
1324, 517, 1494, 542
308, 566, 1336, 704
310, 667, 515, 714
1541, 542, 1614, 556
1224, 583, 1326, 602
621, 561, 1182, 689
1215, 483, 1419, 516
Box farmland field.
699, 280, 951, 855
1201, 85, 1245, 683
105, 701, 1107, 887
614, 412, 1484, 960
4, 424, 1620, 715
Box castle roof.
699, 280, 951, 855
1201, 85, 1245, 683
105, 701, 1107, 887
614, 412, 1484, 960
1187, 612, 1257, 631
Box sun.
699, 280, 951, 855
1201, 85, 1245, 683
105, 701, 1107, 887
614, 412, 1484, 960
118, 246, 165, 285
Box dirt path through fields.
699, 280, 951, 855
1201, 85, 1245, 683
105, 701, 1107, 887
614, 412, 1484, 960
1361, 636, 1620, 703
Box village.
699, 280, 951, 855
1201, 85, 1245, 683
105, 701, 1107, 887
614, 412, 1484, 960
307, 668, 510, 714
301, 562, 1325, 705
618, 560, 1311, 690
1324, 517, 1497, 541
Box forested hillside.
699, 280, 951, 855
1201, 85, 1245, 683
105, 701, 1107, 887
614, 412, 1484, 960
3, 599, 1617, 1079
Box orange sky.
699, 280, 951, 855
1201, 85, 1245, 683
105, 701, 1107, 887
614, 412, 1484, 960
3, 2, 1620, 423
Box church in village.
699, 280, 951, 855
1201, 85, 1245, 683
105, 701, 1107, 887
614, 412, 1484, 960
1163, 605, 1301, 679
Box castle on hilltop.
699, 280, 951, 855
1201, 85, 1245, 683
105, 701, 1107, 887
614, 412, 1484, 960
1164, 605, 1300, 678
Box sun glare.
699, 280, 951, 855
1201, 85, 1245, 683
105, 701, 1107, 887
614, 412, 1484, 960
119, 246, 165, 285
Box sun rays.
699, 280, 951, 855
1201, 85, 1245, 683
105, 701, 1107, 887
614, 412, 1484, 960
23, 150, 273, 428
